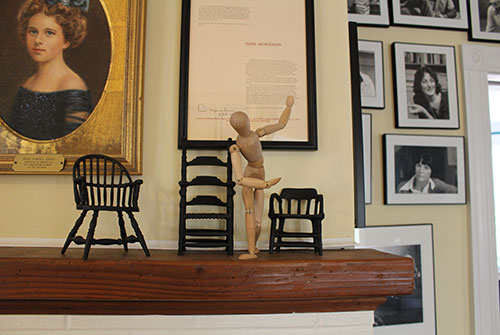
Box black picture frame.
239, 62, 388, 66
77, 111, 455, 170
347, 0, 390, 27
349, 22, 366, 228
178, 0, 318, 150
468, 0, 500, 42
392, 42, 459, 129
383, 134, 466, 205
390, 0, 469, 30
362, 113, 372, 204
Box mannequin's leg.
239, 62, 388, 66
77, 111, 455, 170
240, 186, 257, 259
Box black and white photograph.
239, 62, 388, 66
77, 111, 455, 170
348, 0, 390, 26
384, 134, 466, 204
393, 43, 459, 129
355, 224, 436, 335
359, 40, 385, 109
469, 0, 500, 42
391, 0, 468, 29
363, 114, 372, 204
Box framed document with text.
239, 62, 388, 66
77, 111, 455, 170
178, 0, 318, 149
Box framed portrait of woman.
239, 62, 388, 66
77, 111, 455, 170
0, 0, 145, 174
391, 0, 469, 30
347, 0, 390, 26
392, 42, 459, 129
468, 0, 500, 42
383, 134, 466, 205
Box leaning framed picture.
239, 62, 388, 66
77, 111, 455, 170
347, 0, 390, 26
391, 0, 468, 30
355, 224, 437, 335
383, 134, 466, 205
362, 113, 372, 204
359, 40, 385, 109
392, 43, 459, 129
179, 0, 318, 149
468, 0, 500, 42
0, 0, 145, 174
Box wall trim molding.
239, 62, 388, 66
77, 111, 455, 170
462, 43, 500, 335
0, 237, 355, 251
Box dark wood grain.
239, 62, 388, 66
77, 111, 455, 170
0, 247, 414, 315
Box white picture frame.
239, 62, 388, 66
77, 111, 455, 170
384, 134, 466, 205
347, 0, 390, 26
355, 224, 436, 335
359, 40, 385, 109
393, 42, 459, 129
391, 0, 468, 30
468, 0, 500, 42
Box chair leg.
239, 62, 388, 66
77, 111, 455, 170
61, 210, 88, 254
83, 211, 99, 260
127, 212, 151, 257
117, 211, 128, 251
276, 218, 286, 252
268, 219, 277, 254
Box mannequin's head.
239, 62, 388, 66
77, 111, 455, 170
230, 111, 251, 136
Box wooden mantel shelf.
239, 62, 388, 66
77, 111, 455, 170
0, 247, 414, 315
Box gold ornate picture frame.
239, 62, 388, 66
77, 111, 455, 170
0, 0, 145, 174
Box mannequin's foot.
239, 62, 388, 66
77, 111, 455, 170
238, 252, 258, 260
255, 248, 260, 254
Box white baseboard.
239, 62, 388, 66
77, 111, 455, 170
0, 237, 354, 251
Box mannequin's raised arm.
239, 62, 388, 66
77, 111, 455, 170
256, 96, 294, 137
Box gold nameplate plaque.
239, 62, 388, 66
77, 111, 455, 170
13, 155, 65, 172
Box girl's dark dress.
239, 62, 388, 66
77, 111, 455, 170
8, 87, 92, 140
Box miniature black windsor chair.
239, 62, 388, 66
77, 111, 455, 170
61, 154, 150, 260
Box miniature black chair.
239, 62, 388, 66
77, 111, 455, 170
178, 139, 236, 255
61, 154, 150, 260
268, 188, 325, 255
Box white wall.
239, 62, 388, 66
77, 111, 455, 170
0, 312, 373, 335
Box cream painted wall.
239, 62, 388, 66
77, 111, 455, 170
0, 1, 355, 244
359, 26, 471, 335
0, 1, 482, 335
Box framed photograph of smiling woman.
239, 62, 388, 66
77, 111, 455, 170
383, 134, 466, 205
392, 43, 459, 129
0, 0, 145, 174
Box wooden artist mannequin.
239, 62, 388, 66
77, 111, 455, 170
229, 96, 294, 259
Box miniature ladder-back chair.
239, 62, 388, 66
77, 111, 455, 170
61, 154, 150, 260
178, 139, 236, 255
268, 188, 325, 255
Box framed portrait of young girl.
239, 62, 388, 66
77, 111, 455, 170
0, 0, 145, 174
392, 42, 459, 129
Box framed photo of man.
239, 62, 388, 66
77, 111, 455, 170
0, 0, 145, 174
355, 224, 437, 335
383, 134, 466, 205
391, 0, 468, 29
359, 40, 385, 109
392, 43, 459, 129
347, 0, 390, 26
469, 0, 500, 42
